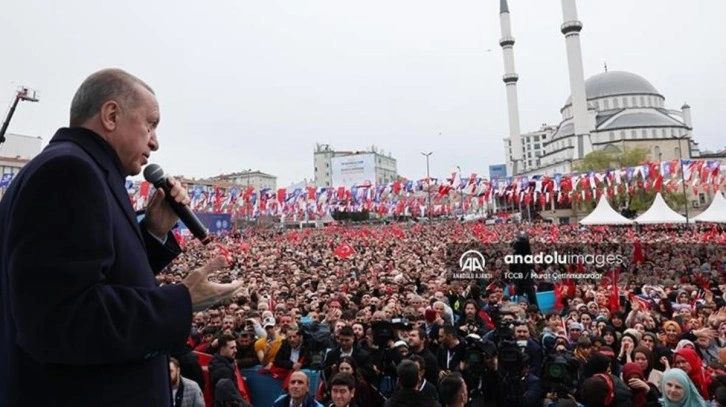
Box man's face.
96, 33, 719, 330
238, 335, 252, 347
288, 372, 308, 399
288, 331, 302, 348
408, 330, 423, 349
222, 317, 235, 332
209, 317, 222, 330
107, 85, 160, 176
464, 303, 476, 317
352, 323, 364, 339
514, 325, 530, 340
220, 340, 237, 359
331, 384, 355, 407
169, 362, 180, 385
338, 334, 354, 351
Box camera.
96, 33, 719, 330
464, 334, 497, 371
542, 351, 579, 398
371, 320, 396, 347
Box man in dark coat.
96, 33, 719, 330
0, 68, 243, 406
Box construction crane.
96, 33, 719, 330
0, 87, 40, 145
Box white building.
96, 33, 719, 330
313, 143, 397, 187
204, 170, 277, 191
504, 124, 557, 172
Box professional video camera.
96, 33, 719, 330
371, 320, 396, 347
299, 321, 331, 370
464, 334, 498, 372
541, 351, 579, 398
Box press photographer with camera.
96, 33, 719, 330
459, 333, 543, 407
455, 300, 489, 338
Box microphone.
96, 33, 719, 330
143, 164, 211, 245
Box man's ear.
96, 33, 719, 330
99, 100, 120, 132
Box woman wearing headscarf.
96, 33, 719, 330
632, 346, 664, 389
621, 362, 661, 407
673, 348, 712, 400
659, 368, 707, 407
662, 321, 683, 351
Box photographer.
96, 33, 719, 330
455, 300, 489, 338
512, 320, 543, 375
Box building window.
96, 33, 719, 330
642, 130, 647, 138
620, 131, 625, 139
326, 181, 330, 186
593, 101, 599, 110
325, 172, 329, 176
604, 99, 610, 110
315, 167, 318, 172
534, 135, 540, 142
652, 129, 658, 137
631, 130, 637, 139
674, 147, 680, 157
631, 96, 637, 107
653, 145, 661, 161
640, 96, 644, 106
623, 97, 628, 107
326, 163, 329, 167
671, 128, 676, 136
609, 132, 615, 141
613, 98, 619, 108
661, 129, 667, 137
568, 139, 573, 147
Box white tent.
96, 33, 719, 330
580, 195, 634, 225
635, 193, 687, 224
692, 190, 726, 223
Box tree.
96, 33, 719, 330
573, 150, 616, 172
574, 147, 649, 172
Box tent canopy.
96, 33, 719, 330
635, 192, 687, 224
692, 190, 726, 223
580, 195, 634, 225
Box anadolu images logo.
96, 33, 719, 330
459, 250, 486, 272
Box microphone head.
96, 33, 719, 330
143, 164, 165, 185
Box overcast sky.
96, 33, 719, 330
1, 0, 724, 186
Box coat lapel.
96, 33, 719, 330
49, 128, 144, 245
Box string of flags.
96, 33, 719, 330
0, 158, 691, 217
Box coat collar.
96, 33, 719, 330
49, 127, 143, 244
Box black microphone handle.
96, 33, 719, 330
153, 179, 211, 245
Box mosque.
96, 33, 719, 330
500, 0, 700, 177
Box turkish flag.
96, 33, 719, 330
633, 240, 644, 265
334, 242, 356, 259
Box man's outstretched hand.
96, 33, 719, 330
182, 256, 244, 312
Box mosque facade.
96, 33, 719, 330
500, 0, 700, 178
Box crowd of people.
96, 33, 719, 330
161, 220, 726, 407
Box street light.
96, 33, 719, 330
456, 165, 464, 218
243, 168, 252, 222
421, 152, 432, 221
673, 134, 689, 223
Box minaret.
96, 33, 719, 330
560, 0, 592, 159
499, 0, 524, 175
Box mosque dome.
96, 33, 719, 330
565, 71, 662, 106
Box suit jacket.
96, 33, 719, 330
0, 127, 191, 406
273, 340, 310, 370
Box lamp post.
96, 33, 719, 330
421, 152, 432, 221
456, 165, 464, 218
243, 168, 252, 222
674, 135, 689, 223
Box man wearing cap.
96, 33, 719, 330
255, 316, 283, 368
